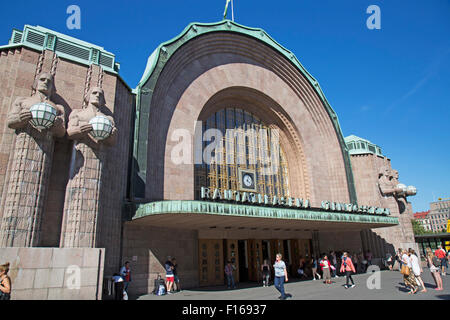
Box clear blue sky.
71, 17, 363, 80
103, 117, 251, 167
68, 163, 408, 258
1, 1, 449, 212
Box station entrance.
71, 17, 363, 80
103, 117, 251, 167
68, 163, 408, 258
198, 238, 312, 287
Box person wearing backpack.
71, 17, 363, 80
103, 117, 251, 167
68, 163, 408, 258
435, 246, 447, 276
426, 247, 443, 290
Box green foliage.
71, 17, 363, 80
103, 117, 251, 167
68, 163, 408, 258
411, 219, 427, 235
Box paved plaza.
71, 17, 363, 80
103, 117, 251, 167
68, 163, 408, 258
135, 269, 449, 300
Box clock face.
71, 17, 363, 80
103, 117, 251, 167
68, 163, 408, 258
243, 173, 254, 188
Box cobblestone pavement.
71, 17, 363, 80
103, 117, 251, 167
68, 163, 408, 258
136, 268, 450, 300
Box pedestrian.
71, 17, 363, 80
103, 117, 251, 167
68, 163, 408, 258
366, 250, 373, 266
360, 252, 368, 273
426, 247, 443, 290
165, 256, 175, 294
172, 258, 181, 292
330, 251, 338, 278
273, 253, 290, 300
340, 252, 356, 289
352, 253, 359, 274
120, 261, 131, 293
435, 246, 447, 276
261, 259, 271, 287
297, 256, 307, 280
0, 262, 11, 300
396, 248, 403, 271
112, 273, 124, 300
408, 248, 426, 293
311, 256, 321, 281
320, 255, 332, 284
225, 260, 236, 289
401, 249, 418, 294
386, 252, 394, 271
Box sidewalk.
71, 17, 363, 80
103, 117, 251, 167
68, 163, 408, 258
135, 269, 449, 300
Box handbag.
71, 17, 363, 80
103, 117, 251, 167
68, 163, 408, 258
400, 265, 410, 276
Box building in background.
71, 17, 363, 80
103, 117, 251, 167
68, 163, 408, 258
429, 199, 450, 233
0, 21, 419, 299
413, 211, 432, 232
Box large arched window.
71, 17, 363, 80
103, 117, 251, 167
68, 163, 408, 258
195, 108, 290, 200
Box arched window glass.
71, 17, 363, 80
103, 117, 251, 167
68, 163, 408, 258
194, 108, 290, 200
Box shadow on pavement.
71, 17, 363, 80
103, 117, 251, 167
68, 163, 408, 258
186, 278, 307, 292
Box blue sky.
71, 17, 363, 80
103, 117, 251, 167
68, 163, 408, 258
1, 0, 449, 212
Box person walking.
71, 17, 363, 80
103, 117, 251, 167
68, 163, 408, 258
426, 247, 443, 290
273, 253, 290, 300
0, 262, 11, 300
396, 248, 403, 271
340, 252, 356, 289
352, 253, 359, 274
225, 260, 236, 289
320, 255, 332, 284
435, 246, 447, 276
120, 261, 131, 293
165, 256, 175, 294
408, 248, 426, 293
330, 251, 338, 278
311, 256, 321, 281
261, 259, 271, 287
401, 249, 418, 294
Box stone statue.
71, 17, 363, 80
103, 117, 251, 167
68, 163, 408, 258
60, 87, 117, 248
7, 72, 65, 137
1, 72, 65, 247
378, 167, 403, 197
67, 87, 117, 146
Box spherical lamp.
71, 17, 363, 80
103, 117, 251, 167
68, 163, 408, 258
89, 115, 113, 140
406, 186, 417, 196
29, 102, 57, 129
395, 183, 407, 196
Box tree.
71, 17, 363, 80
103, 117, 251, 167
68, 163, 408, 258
411, 219, 427, 235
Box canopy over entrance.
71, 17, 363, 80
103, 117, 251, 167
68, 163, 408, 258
128, 200, 398, 232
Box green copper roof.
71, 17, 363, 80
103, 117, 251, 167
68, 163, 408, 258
345, 135, 383, 157
1, 25, 119, 73
130, 200, 399, 227
132, 20, 357, 204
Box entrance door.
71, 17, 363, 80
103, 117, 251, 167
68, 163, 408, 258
290, 239, 300, 276
224, 239, 239, 283
247, 239, 263, 282
198, 239, 224, 286
270, 239, 284, 263
238, 240, 248, 282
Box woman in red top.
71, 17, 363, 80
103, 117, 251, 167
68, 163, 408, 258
340, 252, 356, 289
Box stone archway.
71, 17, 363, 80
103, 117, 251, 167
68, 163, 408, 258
140, 32, 353, 206
196, 86, 310, 200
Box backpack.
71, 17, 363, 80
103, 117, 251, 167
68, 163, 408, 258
432, 256, 442, 267
153, 275, 166, 295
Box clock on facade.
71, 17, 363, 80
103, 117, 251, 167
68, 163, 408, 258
238, 168, 256, 192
